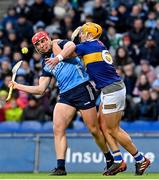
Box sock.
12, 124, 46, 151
133, 151, 145, 163
112, 150, 123, 163
104, 151, 114, 169
57, 159, 65, 170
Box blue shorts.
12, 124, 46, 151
59, 82, 96, 110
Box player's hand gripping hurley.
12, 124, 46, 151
6, 60, 23, 101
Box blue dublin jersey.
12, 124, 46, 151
41, 40, 89, 93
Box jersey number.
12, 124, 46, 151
102, 50, 113, 64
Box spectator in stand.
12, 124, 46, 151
1, 75, 12, 91
121, 34, 140, 65
5, 98, 23, 122
154, 2, 159, 17
33, 21, 46, 33
138, 59, 157, 84
29, 52, 42, 76
0, 46, 4, 63
4, 21, 15, 37
92, 0, 108, 26
127, 4, 146, 29
107, 26, 122, 55
2, 45, 12, 60
122, 95, 136, 122
0, 26, 5, 46
150, 89, 159, 119
38, 87, 55, 121
153, 19, 159, 46
15, 0, 30, 18
0, 60, 11, 82
134, 89, 158, 121
150, 88, 159, 104
28, 0, 52, 25
140, 35, 159, 66
152, 74, 159, 93
1, 6, 17, 28
123, 63, 137, 97
114, 46, 133, 67
16, 14, 34, 41
60, 14, 74, 39
133, 73, 150, 97
129, 18, 148, 49
12, 51, 23, 66
5, 30, 20, 52
52, 0, 72, 20
146, 0, 157, 12
22, 95, 45, 122
17, 61, 35, 85
116, 3, 129, 33
106, 8, 119, 29
0, 90, 8, 122
145, 11, 157, 30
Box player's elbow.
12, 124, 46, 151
37, 87, 45, 95
64, 41, 76, 51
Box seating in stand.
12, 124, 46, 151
42, 121, 53, 133
0, 122, 20, 133
19, 121, 42, 133
122, 120, 152, 133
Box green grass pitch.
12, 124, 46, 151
0, 173, 158, 179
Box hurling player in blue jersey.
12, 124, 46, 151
8, 31, 114, 176
45, 23, 151, 176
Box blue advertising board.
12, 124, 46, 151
0, 134, 158, 173
39, 136, 158, 173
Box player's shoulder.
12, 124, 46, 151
55, 39, 69, 48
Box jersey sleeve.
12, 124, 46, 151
41, 60, 52, 77
75, 43, 85, 56
41, 68, 52, 77
57, 39, 69, 49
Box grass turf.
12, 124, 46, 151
0, 173, 158, 179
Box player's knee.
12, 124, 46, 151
89, 126, 99, 137
53, 124, 65, 136
107, 127, 119, 137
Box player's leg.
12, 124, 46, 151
49, 102, 76, 176
100, 88, 150, 175
74, 81, 114, 170
80, 107, 114, 169
101, 110, 150, 175
100, 109, 127, 175
103, 110, 150, 175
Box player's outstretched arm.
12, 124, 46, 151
45, 41, 77, 68
8, 76, 51, 95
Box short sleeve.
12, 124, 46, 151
58, 39, 69, 49
75, 43, 85, 56
41, 68, 52, 77
41, 60, 52, 77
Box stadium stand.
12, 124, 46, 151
0, 121, 20, 133
42, 121, 53, 133
19, 121, 42, 133
0, 0, 159, 132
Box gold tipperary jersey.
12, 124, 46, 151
75, 40, 121, 89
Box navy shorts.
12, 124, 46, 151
59, 82, 96, 110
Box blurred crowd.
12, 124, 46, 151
0, 0, 159, 126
